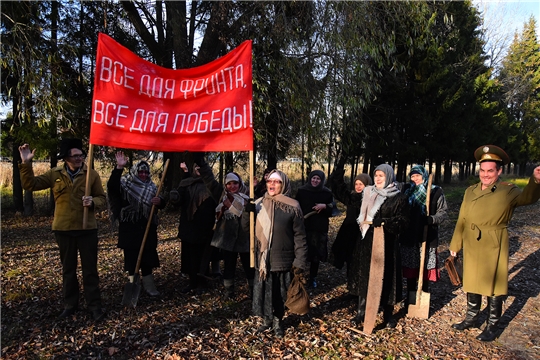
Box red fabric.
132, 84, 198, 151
402, 267, 440, 282
90, 33, 253, 152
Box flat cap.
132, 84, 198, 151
474, 145, 509, 165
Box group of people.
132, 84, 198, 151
18, 140, 540, 342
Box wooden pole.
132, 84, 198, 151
82, 143, 94, 229
249, 150, 255, 267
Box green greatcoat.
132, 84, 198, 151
449, 176, 540, 296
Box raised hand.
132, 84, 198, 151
180, 162, 189, 173
533, 166, 540, 184
115, 151, 128, 169
18, 144, 35, 163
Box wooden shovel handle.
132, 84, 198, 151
133, 159, 170, 275
416, 173, 432, 301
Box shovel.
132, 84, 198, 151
122, 159, 170, 307
407, 173, 432, 319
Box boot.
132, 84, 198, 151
452, 293, 481, 330
476, 296, 503, 342
383, 305, 397, 329
181, 275, 199, 294
406, 278, 417, 306
352, 296, 366, 323
142, 274, 160, 296
223, 279, 235, 300
273, 316, 284, 338
211, 260, 222, 278
257, 316, 273, 333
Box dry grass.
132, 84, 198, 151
0, 159, 332, 213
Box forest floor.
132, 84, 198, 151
1, 193, 540, 359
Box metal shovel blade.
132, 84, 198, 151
407, 290, 430, 319
122, 274, 141, 308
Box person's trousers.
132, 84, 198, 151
222, 250, 254, 281
55, 231, 102, 311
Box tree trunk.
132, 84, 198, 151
442, 160, 451, 184
24, 190, 34, 217
12, 143, 24, 213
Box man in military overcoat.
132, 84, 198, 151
449, 145, 540, 341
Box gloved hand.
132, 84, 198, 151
245, 199, 256, 213
169, 189, 179, 203
372, 218, 384, 227
424, 215, 434, 225
192, 152, 206, 166
292, 266, 307, 285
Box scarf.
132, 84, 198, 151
404, 164, 434, 215
66, 166, 82, 182
255, 169, 302, 280
215, 172, 249, 219
118, 161, 158, 223
299, 169, 330, 193
357, 164, 400, 237
179, 165, 210, 221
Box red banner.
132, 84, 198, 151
90, 33, 253, 152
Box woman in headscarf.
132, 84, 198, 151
295, 170, 335, 288
193, 152, 255, 300
350, 164, 409, 330
252, 170, 308, 338
400, 165, 448, 304
329, 163, 372, 293
170, 160, 218, 293
107, 151, 166, 296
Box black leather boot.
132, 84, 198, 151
476, 296, 503, 341
452, 293, 481, 330
383, 305, 397, 329
223, 279, 235, 300
257, 316, 273, 333
273, 316, 284, 338
352, 296, 366, 323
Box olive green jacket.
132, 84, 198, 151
19, 162, 106, 231
449, 176, 540, 296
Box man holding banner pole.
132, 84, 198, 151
18, 139, 107, 322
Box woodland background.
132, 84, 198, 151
1, 1, 540, 216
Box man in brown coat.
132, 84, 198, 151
19, 139, 107, 322
449, 145, 540, 341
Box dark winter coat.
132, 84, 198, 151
253, 200, 309, 272
329, 174, 364, 270
399, 183, 447, 250
107, 168, 165, 267
296, 187, 334, 234
349, 193, 409, 305
174, 173, 217, 245
198, 160, 250, 253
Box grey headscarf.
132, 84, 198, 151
356, 164, 400, 237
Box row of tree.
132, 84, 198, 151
2, 1, 539, 213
